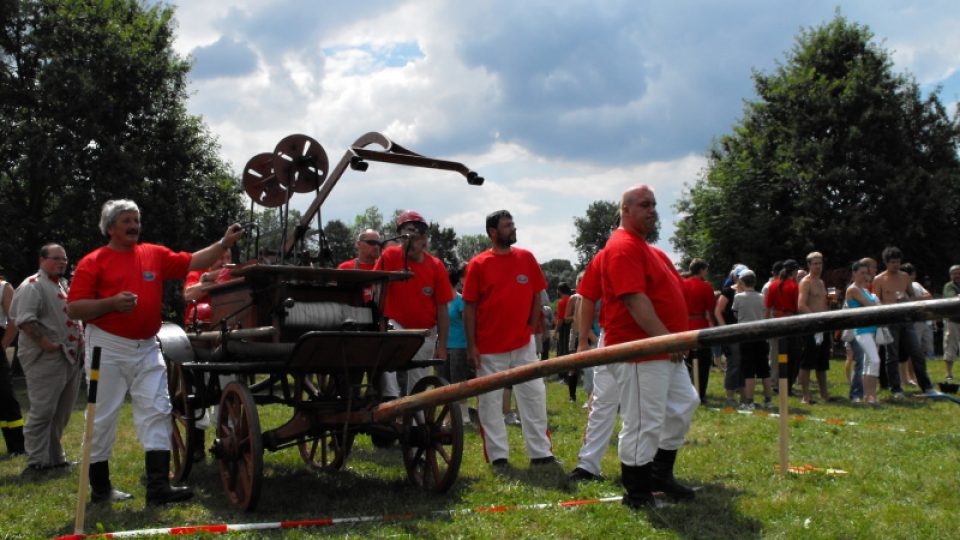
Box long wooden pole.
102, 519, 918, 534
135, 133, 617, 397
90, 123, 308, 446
74, 346, 101, 535
372, 298, 960, 423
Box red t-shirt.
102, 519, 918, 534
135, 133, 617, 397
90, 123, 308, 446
682, 277, 716, 330
578, 257, 606, 328
337, 259, 376, 302
68, 243, 192, 340
462, 247, 547, 354
336, 259, 375, 270
556, 295, 570, 326
373, 246, 452, 328
764, 278, 799, 316
597, 228, 687, 361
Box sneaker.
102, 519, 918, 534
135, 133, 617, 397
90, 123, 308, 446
530, 456, 562, 466
738, 403, 755, 411
21, 464, 48, 478
568, 467, 605, 482
892, 392, 906, 400
503, 411, 521, 426
851, 397, 864, 403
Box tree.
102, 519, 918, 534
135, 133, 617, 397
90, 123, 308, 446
0, 0, 243, 283
672, 15, 960, 286
351, 206, 385, 238
323, 219, 354, 266
541, 259, 576, 302
456, 234, 489, 264
571, 200, 620, 269
427, 222, 459, 269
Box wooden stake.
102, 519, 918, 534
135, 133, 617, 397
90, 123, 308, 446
74, 347, 101, 535
777, 352, 790, 477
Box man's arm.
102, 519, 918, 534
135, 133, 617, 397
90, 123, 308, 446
623, 292, 682, 361
188, 224, 243, 272
434, 302, 449, 361
464, 301, 479, 369
714, 295, 729, 326
576, 296, 597, 352
66, 294, 137, 321
17, 321, 59, 353
529, 290, 544, 329
0, 285, 15, 349
797, 278, 812, 314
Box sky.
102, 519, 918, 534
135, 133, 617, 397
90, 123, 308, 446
165, 0, 960, 266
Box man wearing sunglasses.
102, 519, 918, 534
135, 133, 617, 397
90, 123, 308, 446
338, 229, 382, 271
7, 243, 83, 477
374, 211, 452, 397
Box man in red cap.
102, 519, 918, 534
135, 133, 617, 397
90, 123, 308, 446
373, 211, 452, 397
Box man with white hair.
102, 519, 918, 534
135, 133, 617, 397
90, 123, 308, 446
67, 199, 243, 504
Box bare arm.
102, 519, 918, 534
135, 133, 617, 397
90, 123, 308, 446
797, 278, 812, 314
714, 295, 729, 326
67, 293, 137, 321
188, 224, 243, 272
434, 302, 449, 361
577, 296, 597, 352
18, 321, 60, 352
623, 292, 683, 361
464, 301, 479, 369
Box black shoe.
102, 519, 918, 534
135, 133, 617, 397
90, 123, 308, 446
650, 449, 695, 501
145, 451, 193, 505
620, 463, 656, 510
89, 461, 133, 503
568, 467, 604, 482
491, 458, 509, 467
21, 463, 48, 479
530, 456, 561, 466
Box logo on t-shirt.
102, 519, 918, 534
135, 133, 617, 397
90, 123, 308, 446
143, 271, 156, 281
517, 274, 529, 284
422, 286, 434, 296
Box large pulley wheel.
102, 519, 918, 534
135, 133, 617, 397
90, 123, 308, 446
216, 381, 263, 511
273, 134, 328, 193
242, 152, 290, 207
165, 356, 196, 482
400, 376, 463, 493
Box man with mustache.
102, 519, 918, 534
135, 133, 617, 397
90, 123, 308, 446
67, 199, 243, 505
463, 210, 556, 467
8, 243, 82, 476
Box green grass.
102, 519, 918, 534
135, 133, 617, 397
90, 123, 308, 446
1, 359, 958, 539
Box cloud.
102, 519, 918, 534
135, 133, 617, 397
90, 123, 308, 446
189, 36, 258, 80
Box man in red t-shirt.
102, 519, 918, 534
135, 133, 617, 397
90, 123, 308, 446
682, 259, 717, 403
593, 184, 699, 509
463, 210, 555, 467
337, 229, 381, 303
67, 199, 243, 505
373, 211, 452, 397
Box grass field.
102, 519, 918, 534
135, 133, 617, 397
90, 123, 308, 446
1, 357, 958, 539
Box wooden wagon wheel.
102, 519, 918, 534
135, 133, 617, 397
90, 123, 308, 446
400, 376, 463, 493
164, 356, 196, 482
273, 133, 328, 193
293, 372, 354, 471
242, 152, 290, 207
216, 381, 263, 511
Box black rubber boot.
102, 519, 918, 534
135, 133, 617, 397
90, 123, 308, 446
620, 462, 656, 509
89, 461, 133, 503
650, 448, 695, 500
145, 450, 193, 505
2, 426, 25, 455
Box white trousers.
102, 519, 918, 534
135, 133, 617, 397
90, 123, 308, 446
855, 333, 881, 377
380, 322, 437, 397
943, 320, 960, 362
477, 337, 552, 462
576, 358, 622, 475
618, 359, 698, 466
84, 325, 172, 462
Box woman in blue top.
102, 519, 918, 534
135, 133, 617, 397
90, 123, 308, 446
845, 261, 881, 405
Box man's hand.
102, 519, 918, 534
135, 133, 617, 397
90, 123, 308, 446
467, 345, 481, 370
112, 291, 138, 313
222, 223, 244, 248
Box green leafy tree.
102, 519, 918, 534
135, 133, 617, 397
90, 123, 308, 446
673, 15, 960, 284
352, 206, 385, 238
323, 219, 354, 266
541, 259, 577, 302
0, 0, 243, 284
427, 222, 459, 269
571, 200, 620, 269
456, 234, 490, 264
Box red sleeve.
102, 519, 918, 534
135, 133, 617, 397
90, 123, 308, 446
184, 270, 202, 290
461, 257, 481, 303
67, 253, 99, 302
159, 246, 192, 280
433, 257, 454, 304
579, 256, 602, 300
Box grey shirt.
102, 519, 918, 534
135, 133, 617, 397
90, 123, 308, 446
10, 269, 83, 364
732, 290, 765, 324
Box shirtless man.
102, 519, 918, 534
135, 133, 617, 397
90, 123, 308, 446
872, 247, 933, 395
797, 252, 831, 404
